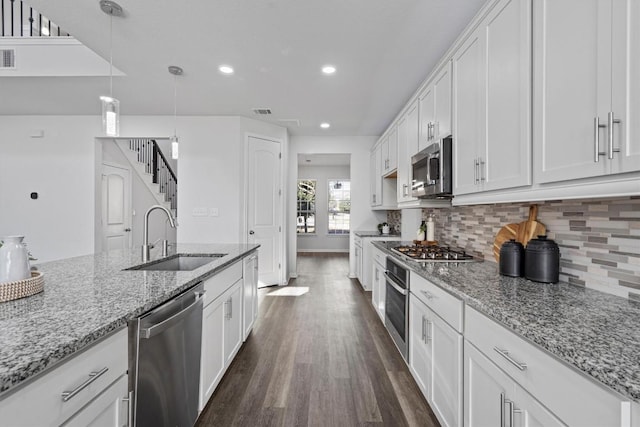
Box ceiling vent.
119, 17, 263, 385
1, 49, 16, 69
277, 119, 301, 127
252, 108, 272, 115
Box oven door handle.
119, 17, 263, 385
384, 271, 408, 296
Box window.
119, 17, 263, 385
297, 180, 316, 234
328, 179, 350, 235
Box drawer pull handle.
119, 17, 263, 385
420, 290, 435, 300
494, 347, 527, 371
61, 367, 109, 402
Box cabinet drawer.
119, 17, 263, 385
203, 261, 242, 306
465, 306, 627, 426
410, 272, 463, 333
372, 246, 386, 267
0, 328, 128, 426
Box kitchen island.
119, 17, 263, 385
0, 243, 259, 397
374, 240, 640, 426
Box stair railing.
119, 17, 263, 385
129, 138, 178, 214
1, 1, 70, 37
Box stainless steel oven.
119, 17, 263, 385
411, 135, 453, 199
384, 257, 409, 361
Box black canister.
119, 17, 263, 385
499, 239, 524, 277
525, 235, 560, 283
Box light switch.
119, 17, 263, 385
210, 208, 219, 217
192, 207, 208, 217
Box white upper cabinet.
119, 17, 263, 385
397, 101, 420, 204
534, 0, 640, 183
419, 61, 453, 152
453, 0, 532, 196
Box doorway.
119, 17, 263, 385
296, 154, 351, 254
100, 162, 132, 251
246, 135, 284, 288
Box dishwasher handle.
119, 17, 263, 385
140, 290, 205, 339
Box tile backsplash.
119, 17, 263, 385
420, 197, 640, 299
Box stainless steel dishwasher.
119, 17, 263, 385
130, 282, 205, 427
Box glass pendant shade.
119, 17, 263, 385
171, 135, 179, 159
100, 96, 120, 137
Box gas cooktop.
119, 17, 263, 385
392, 244, 479, 262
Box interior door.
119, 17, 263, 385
247, 136, 282, 287
101, 164, 131, 252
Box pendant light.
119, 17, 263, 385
168, 65, 183, 159
99, 0, 123, 137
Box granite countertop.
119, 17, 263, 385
373, 241, 640, 402
353, 230, 401, 238
0, 243, 259, 397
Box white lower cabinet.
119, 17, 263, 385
243, 252, 259, 341
0, 329, 129, 426
464, 341, 563, 427
371, 247, 386, 322
200, 277, 243, 409
62, 375, 129, 427
465, 306, 630, 427
409, 294, 462, 427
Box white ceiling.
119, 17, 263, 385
4, 0, 486, 136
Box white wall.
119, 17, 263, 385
297, 165, 350, 252
288, 136, 384, 278
0, 116, 99, 262
0, 115, 287, 267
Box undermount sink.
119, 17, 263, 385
125, 254, 226, 272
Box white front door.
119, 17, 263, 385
247, 136, 282, 287
101, 163, 132, 252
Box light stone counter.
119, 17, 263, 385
0, 243, 259, 397
373, 241, 640, 402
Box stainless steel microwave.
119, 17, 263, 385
411, 136, 453, 199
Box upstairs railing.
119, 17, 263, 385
129, 139, 178, 214
1, 0, 70, 37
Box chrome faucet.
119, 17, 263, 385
142, 205, 177, 262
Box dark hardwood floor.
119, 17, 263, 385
197, 253, 439, 426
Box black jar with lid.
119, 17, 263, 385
499, 239, 524, 277
524, 235, 560, 283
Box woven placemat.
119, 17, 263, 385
0, 271, 44, 303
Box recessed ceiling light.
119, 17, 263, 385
320, 122, 331, 129
322, 65, 336, 75
219, 65, 234, 75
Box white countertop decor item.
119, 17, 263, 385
0, 236, 31, 283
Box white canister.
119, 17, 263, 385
426, 215, 435, 241
0, 236, 31, 283
382, 224, 390, 234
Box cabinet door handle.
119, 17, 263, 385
403, 183, 408, 197
229, 296, 233, 319
122, 390, 134, 427
425, 319, 432, 343
608, 112, 621, 159
594, 117, 606, 162
505, 398, 522, 427
479, 158, 486, 182
421, 315, 426, 342
474, 158, 479, 184
61, 367, 109, 402
500, 392, 506, 427
494, 347, 528, 371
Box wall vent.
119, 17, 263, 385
0, 49, 16, 68
252, 108, 272, 115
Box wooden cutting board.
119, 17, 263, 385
493, 205, 546, 261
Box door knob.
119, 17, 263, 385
124, 228, 131, 232
249, 230, 255, 235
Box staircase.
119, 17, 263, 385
1, 1, 70, 38
115, 138, 178, 217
